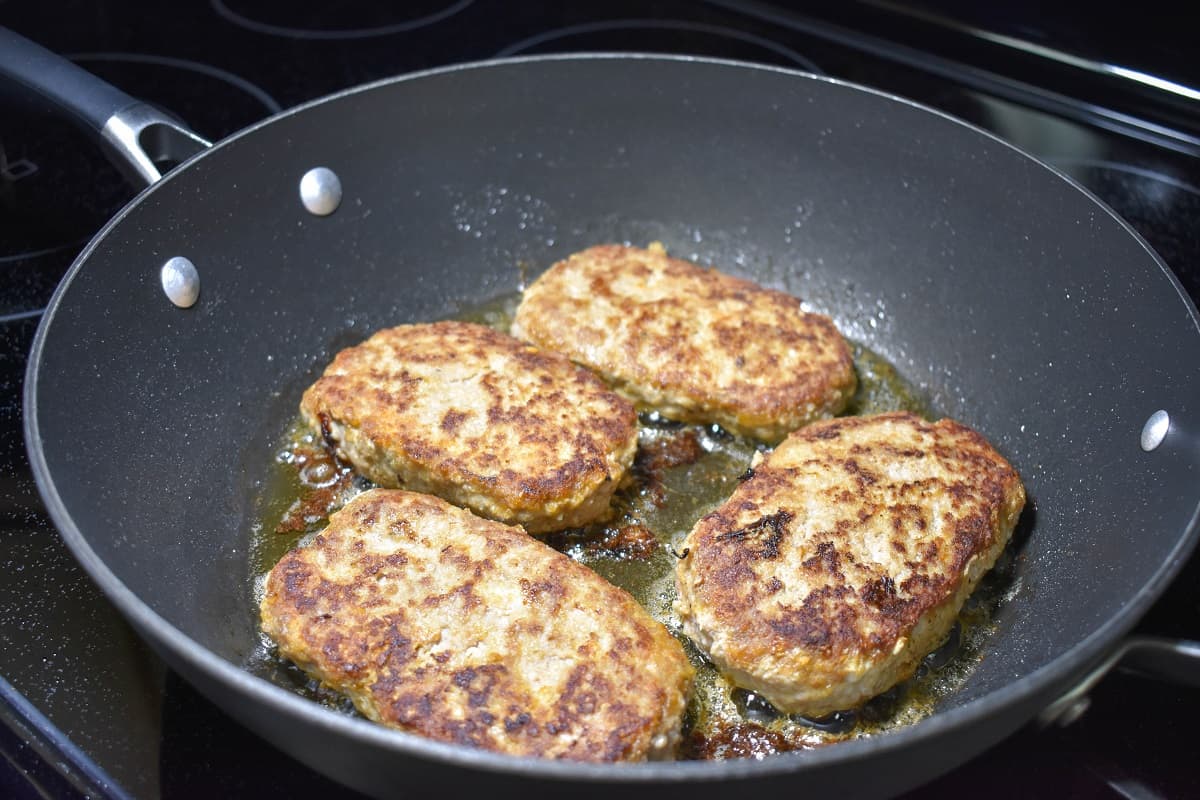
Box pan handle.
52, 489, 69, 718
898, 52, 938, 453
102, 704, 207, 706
0, 27, 210, 186
1038, 636, 1200, 727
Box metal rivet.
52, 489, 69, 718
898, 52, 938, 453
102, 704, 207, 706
1140, 410, 1170, 452
299, 167, 342, 216
161, 256, 200, 308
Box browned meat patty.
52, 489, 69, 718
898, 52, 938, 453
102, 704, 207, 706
260, 489, 695, 761
674, 411, 1025, 717
299, 321, 638, 534
511, 243, 856, 441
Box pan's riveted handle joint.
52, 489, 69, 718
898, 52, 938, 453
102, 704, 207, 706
300, 167, 342, 216
102, 103, 210, 187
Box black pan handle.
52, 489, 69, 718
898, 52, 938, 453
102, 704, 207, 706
1117, 637, 1200, 686
0, 26, 210, 186
1038, 636, 1200, 727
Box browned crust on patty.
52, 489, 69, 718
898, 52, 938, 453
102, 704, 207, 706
511, 244, 856, 441
674, 411, 1025, 716
299, 321, 638, 533
260, 489, 695, 762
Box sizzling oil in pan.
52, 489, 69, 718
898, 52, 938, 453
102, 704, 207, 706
245, 292, 1020, 760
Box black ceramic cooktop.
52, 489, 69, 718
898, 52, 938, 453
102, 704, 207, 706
1, 2, 1198, 798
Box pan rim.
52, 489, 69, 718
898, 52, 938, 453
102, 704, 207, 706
22, 52, 1200, 784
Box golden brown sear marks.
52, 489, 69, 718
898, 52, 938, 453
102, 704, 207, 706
511, 244, 856, 441
674, 411, 1025, 717
299, 321, 638, 534
260, 489, 695, 762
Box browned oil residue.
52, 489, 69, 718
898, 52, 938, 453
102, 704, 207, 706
681, 721, 816, 760
543, 517, 659, 561
590, 521, 659, 560
273, 436, 358, 534
632, 426, 706, 507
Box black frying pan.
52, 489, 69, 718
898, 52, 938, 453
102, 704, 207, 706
5, 28, 1199, 799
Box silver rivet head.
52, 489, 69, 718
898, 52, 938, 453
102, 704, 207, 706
1141, 410, 1170, 452
299, 167, 342, 216
161, 256, 200, 308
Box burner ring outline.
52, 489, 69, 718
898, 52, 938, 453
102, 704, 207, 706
211, 0, 474, 40
494, 18, 823, 74
69, 52, 283, 115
